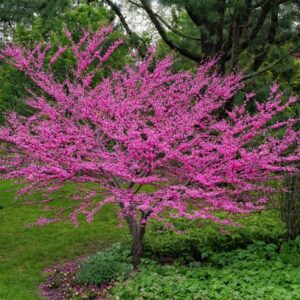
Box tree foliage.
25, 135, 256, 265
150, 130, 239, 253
112, 0, 299, 80
0, 3, 130, 123
0, 0, 70, 38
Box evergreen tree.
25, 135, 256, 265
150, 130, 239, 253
0, 0, 70, 38
111, 0, 299, 111
109, 1, 299, 79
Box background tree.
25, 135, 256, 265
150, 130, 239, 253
0, 2, 130, 123
1, 26, 299, 268
104, 0, 300, 110
0, 0, 71, 122
126, 1, 300, 72
0, 0, 71, 38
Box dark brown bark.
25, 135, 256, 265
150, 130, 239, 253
185, 0, 226, 57
128, 0, 200, 41
250, 3, 279, 72
240, 1, 272, 52
243, 46, 297, 80
282, 174, 300, 240
122, 209, 146, 270
101, 0, 147, 58
215, 0, 226, 54
230, 13, 240, 71
104, 0, 293, 82
104, 0, 134, 36
131, 222, 146, 270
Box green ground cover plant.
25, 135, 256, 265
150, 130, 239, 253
77, 243, 132, 285
144, 210, 286, 262
110, 241, 300, 300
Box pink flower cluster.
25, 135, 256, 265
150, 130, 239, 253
0, 26, 299, 228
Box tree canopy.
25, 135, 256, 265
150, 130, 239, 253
1, 26, 299, 267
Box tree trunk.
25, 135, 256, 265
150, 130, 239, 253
282, 174, 300, 240
131, 223, 146, 270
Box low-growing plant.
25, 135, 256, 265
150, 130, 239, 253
77, 243, 132, 286
208, 241, 279, 268
280, 236, 300, 266
109, 240, 300, 300
144, 210, 285, 262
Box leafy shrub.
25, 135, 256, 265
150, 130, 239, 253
109, 240, 300, 300
77, 243, 132, 286
208, 241, 279, 267
144, 210, 285, 262
280, 236, 300, 266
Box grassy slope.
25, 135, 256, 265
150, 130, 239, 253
0, 180, 128, 300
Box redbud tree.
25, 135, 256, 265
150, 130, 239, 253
0, 26, 299, 268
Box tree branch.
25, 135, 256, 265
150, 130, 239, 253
138, 0, 202, 62
104, 0, 133, 36
250, 3, 279, 72
153, 11, 201, 42
103, 0, 147, 57
230, 12, 240, 70
243, 47, 296, 80
240, 0, 272, 52
127, 0, 201, 41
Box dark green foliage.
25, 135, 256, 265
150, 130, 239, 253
0, 3, 130, 123
0, 64, 34, 123
156, 0, 300, 68
13, 3, 114, 46
144, 210, 285, 262
147, 0, 300, 106
208, 241, 279, 267
280, 236, 300, 267
0, 0, 70, 22
13, 3, 129, 77
0, 0, 70, 38
77, 243, 132, 286
110, 240, 300, 300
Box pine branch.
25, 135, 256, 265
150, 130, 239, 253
104, 0, 133, 36
127, 0, 201, 41
102, 0, 147, 57
250, 3, 279, 72
243, 47, 297, 80
240, 0, 272, 52
138, 0, 202, 62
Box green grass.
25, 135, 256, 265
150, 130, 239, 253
0, 180, 128, 300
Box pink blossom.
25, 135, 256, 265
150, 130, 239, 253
35, 217, 59, 226
50, 47, 67, 64
0, 25, 299, 231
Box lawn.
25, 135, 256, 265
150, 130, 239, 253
0, 180, 128, 300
